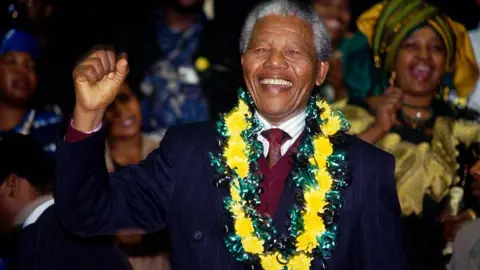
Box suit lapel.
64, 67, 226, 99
273, 178, 296, 235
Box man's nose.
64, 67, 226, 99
263, 50, 288, 70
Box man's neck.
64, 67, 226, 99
164, 8, 200, 32
0, 102, 28, 131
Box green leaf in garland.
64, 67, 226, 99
288, 206, 303, 238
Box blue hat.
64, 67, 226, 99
0, 29, 40, 60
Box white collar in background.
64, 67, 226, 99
14, 195, 54, 229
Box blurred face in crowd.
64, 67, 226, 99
0, 175, 38, 233
470, 160, 480, 204
313, 0, 351, 45
168, 0, 204, 14
0, 51, 37, 106
105, 82, 142, 139
16, 0, 53, 23
394, 26, 447, 96
241, 15, 329, 125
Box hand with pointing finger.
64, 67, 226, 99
72, 48, 128, 133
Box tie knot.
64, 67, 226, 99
261, 128, 291, 146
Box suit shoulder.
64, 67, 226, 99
164, 121, 216, 140
160, 121, 218, 150
344, 134, 394, 165
17, 208, 60, 247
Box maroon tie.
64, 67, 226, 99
261, 128, 291, 168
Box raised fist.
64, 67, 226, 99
73, 48, 128, 113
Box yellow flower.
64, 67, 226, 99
296, 231, 317, 252
312, 137, 333, 156
195, 56, 210, 72
314, 168, 333, 191
230, 184, 241, 202
229, 202, 244, 217
224, 139, 249, 178
321, 116, 341, 137
237, 99, 251, 115
303, 213, 325, 233
235, 216, 255, 237
286, 253, 313, 270
241, 235, 264, 254
310, 136, 332, 168
259, 252, 285, 270
310, 155, 327, 168
304, 189, 327, 214
225, 111, 248, 135
316, 100, 331, 120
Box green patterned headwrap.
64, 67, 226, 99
341, 0, 478, 99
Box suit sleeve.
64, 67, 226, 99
355, 153, 410, 270
54, 127, 182, 237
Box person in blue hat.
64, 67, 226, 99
0, 28, 62, 158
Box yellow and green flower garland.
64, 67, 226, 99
209, 88, 350, 270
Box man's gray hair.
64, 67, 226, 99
239, 0, 332, 60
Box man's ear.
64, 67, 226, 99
241, 54, 245, 67
315, 61, 330, 86
4, 173, 19, 198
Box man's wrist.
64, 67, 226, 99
73, 106, 105, 133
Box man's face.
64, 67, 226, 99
241, 15, 329, 125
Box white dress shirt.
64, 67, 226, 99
255, 111, 306, 157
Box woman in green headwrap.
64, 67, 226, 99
333, 0, 480, 269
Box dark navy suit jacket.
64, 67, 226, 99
55, 121, 409, 270
7, 207, 131, 270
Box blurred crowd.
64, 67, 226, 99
1, 0, 480, 269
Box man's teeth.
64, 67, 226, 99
259, 79, 293, 87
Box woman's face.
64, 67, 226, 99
313, 0, 351, 45
394, 26, 447, 96
0, 52, 37, 105
105, 83, 142, 139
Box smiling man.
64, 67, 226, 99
54, 0, 408, 269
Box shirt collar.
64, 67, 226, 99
14, 195, 54, 229
255, 110, 306, 140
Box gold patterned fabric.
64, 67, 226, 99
333, 102, 480, 216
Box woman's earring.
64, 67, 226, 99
389, 71, 397, 87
